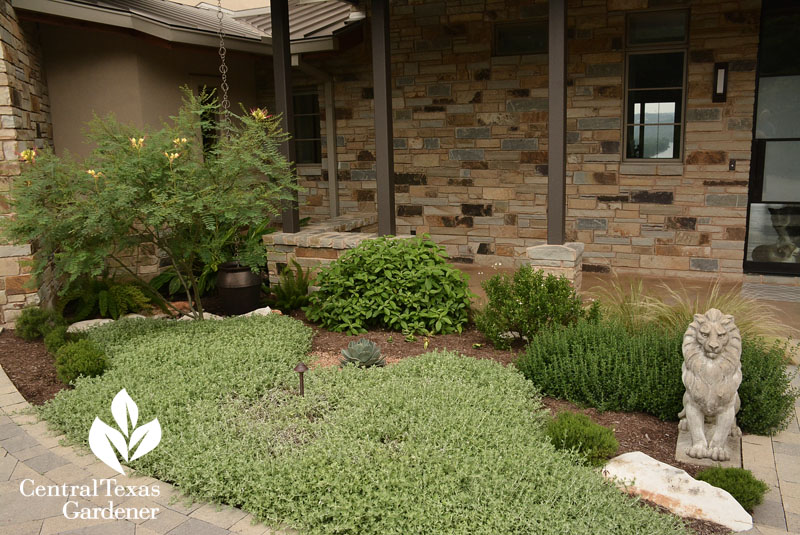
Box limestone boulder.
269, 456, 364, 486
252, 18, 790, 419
240, 306, 272, 317
602, 451, 752, 532
66, 318, 115, 333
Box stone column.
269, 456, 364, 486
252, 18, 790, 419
0, 2, 53, 325
524, 242, 584, 291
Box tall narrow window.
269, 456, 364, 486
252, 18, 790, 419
624, 11, 688, 161
293, 90, 321, 164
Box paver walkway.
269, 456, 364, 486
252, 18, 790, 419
742, 367, 800, 535
0, 364, 289, 535
2, 359, 798, 534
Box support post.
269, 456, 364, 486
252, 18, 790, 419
547, 0, 567, 245
324, 80, 339, 217
371, 0, 396, 235
271, 0, 300, 233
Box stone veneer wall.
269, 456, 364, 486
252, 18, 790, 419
302, 0, 760, 281
264, 213, 383, 285
0, 2, 52, 325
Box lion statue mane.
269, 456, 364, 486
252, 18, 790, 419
677, 308, 742, 461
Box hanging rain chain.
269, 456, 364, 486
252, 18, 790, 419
216, 0, 231, 134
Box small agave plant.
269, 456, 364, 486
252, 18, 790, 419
340, 338, 385, 368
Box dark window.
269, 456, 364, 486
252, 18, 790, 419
494, 21, 548, 56
293, 91, 321, 164
625, 52, 685, 159
624, 10, 688, 161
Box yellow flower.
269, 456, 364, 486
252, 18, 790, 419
172, 137, 188, 146
164, 151, 180, 163
130, 137, 145, 150
250, 108, 270, 121
86, 169, 103, 179
19, 148, 37, 163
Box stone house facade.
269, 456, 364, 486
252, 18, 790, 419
0, 1, 50, 324
292, 0, 768, 282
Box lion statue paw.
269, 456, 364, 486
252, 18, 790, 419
708, 446, 730, 462
730, 425, 742, 437
687, 444, 709, 459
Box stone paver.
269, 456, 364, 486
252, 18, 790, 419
0, 362, 276, 535
742, 366, 800, 534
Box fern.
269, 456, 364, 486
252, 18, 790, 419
269, 259, 310, 311
59, 278, 151, 320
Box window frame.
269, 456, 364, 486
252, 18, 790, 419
292, 87, 322, 166
622, 9, 690, 164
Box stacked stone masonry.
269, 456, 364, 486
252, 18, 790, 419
0, 1, 53, 325
263, 213, 385, 285
294, 0, 760, 281
525, 242, 584, 291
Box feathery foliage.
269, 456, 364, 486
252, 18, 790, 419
1, 87, 299, 318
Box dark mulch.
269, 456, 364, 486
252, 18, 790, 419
0, 329, 68, 404
0, 316, 728, 534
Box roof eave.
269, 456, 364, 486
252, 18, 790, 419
13, 0, 273, 55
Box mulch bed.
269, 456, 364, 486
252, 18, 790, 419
0, 316, 728, 534
0, 329, 69, 404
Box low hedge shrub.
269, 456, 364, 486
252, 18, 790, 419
476, 265, 599, 349
517, 320, 797, 434
54, 339, 108, 384
44, 325, 69, 354
15, 306, 65, 341
306, 236, 472, 335
39, 318, 686, 535
696, 467, 769, 512
546, 411, 619, 466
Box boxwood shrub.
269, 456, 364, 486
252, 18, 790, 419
546, 411, 619, 467
516, 320, 797, 434
39, 318, 687, 535
305, 235, 472, 334
696, 467, 769, 512
54, 339, 108, 384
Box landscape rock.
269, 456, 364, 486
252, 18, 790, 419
602, 451, 752, 532
178, 313, 224, 321
240, 307, 272, 317
66, 318, 115, 333
122, 314, 147, 320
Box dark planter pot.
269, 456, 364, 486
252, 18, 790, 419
217, 262, 262, 316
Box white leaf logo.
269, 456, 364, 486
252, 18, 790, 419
89, 389, 161, 474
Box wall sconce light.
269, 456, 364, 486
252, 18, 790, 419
712, 62, 728, 103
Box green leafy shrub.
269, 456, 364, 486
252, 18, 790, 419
1, 88, 299, 319
546, 411, 619, 467
44, 325, 69, 354
517, 320, 798, 434
59, 278, 151, 321
340, 338, 384, 367
54, 339, 108, 384
39, 319, 686, 535
269, 259, 310, 311
697, 467, 769, 512
738, 337, 798, 435
15, 306, 65, 341
476, 265, 596, 349
306, 236, 472, 335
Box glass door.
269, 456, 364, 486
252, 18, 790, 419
744, 0, 800, 275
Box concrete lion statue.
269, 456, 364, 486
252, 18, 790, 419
678, 308, 742, 461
